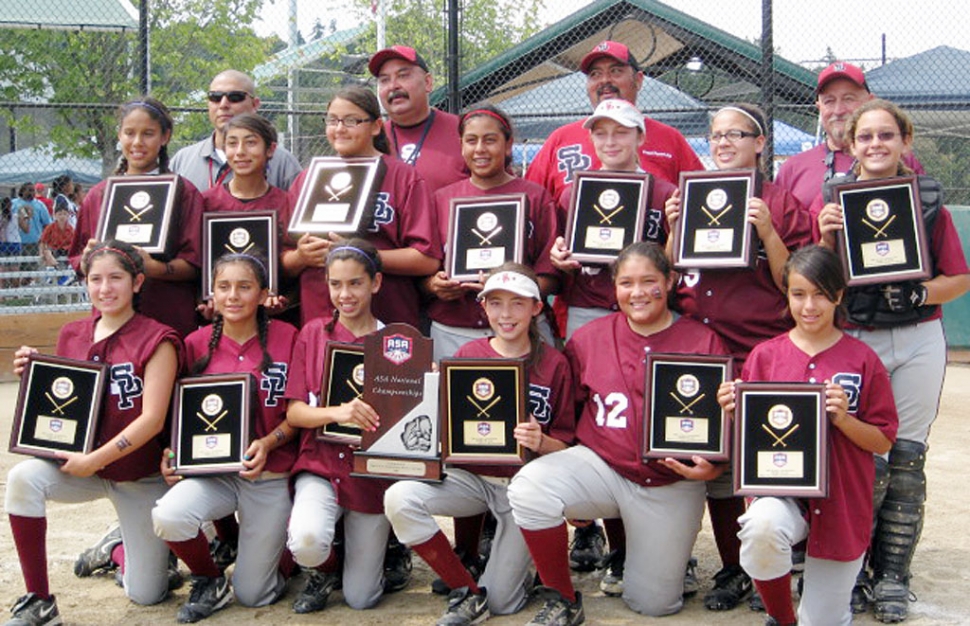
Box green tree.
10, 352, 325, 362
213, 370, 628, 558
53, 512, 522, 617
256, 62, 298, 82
0, 0, 276, 176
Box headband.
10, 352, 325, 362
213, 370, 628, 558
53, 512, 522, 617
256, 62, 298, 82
127, 101, 172, 130
465, 109, 511, 134
715, 106, 764, 136
91, 246, 139, 271
328, 245, 378, 271
220, 253, 269, 282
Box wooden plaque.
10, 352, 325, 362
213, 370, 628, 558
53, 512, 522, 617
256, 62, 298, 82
316, 342, 365, 445
673, 169, 756, 270
202, 210, 280, 298
10, 355, 108, 459
440, 358, 527, 466
171, 373, 255, 476
445, 194, 527, 282
288, 156, 385, 236
565, 171, 651, 264
96, 174, 180, 255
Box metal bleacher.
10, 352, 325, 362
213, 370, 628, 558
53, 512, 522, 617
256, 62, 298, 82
0, 255, 89, 315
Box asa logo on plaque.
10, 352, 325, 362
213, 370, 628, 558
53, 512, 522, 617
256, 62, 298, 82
353, 324, 440, 481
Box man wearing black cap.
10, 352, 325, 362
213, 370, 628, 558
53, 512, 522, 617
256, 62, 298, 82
775, 61, 924, 208
525, 40, 702, 207
369, 46, 467, 193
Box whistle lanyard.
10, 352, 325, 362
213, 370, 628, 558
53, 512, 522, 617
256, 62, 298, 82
390, 110, 435, 166
208, 158, 231, 190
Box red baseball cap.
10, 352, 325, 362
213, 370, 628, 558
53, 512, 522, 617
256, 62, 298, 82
816, 61, 869, 95
369, 46, 429, 77
580, 40, 640, 74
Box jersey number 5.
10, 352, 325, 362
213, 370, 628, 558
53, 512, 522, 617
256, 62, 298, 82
593, 392, 628, 429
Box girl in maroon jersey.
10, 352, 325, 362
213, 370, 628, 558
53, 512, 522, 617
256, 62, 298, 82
717, 245, 898, 626
283, 239, 392, 614
284, 86, 440, 328
6, 240, 181, 625
386, 262, 575, 624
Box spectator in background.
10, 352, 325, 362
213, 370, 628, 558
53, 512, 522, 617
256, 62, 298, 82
51, 175, 78, 227
0, 196, 20, 256
775, 61, 924, 209
13, 182, 53, 257
170, 70, 302, 191
71, 183, 87, 207
33, 182, 54, 215
40, 204, 74, 268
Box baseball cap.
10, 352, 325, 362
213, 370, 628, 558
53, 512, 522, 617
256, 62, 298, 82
34, 182, 45, 193
583, 98, 645, 133
580, 40, 640, 74
369, 46, 429, 76
478, 270, 541, 301
816, 61, 869, 95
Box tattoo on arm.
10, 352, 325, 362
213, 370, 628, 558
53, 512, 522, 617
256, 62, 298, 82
115, 435, 133, 452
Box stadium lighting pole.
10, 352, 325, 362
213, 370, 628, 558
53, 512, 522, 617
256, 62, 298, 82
761, 0, 774, 177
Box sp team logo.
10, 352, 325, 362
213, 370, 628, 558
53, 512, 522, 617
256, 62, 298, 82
368, 192, 394, 232
110, 363, 144, 410
473, 377, 494, 401
832, 372, 862, 413
528, 384, 552, 425
260, 362, 288, 407
595, 41, 610, 52
383, 334, 413, 365
477, 422, 492, 437
556, 145, 591, 184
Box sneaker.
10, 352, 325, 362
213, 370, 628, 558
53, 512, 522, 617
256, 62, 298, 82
872, 575, 916, 624
209, 537, 238, 571
683, 557, 699, 598
526, 587, 585, 626
176, 575, 232, 623
704, 565, 752, 611
749, 587, 765, 612
383, 538, 413, 593
436, 586, 489, 626
292, 570, 339, 614
598, 549, 624, 597
568, 523, 605, 572
73, 525, 122, 577
5, 593, 61, 626
432, 553, 485, 596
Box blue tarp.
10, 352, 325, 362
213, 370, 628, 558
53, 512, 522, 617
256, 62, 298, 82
0, 145, 103, 186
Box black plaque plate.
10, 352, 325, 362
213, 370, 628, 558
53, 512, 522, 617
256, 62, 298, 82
833, 176, 931, 286
565, 171, 651, 264
96, 174, 180, 255
642, 354, 733, 461
733, 382, 827, 497
673, 169, 756, 269
440, 358, 527, 466
202, 210, 279, 298
316, 342, 365, 445
171, 373, 255, 476
10, 355, 108, 459
445, 194, 527, 282
288, 156, 385, 236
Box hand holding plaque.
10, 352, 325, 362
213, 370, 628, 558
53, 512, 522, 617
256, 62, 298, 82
96, 175, 181, 256
833, 176, 931, 286
288, 157, 386, 236
445, 194, 527, 282
202, 210, 279, 298
10, 355, 108, 459
732, 382, 827, 497
673, 169, 756, 269
564, 171, 651, 265
316, 342, 366, 445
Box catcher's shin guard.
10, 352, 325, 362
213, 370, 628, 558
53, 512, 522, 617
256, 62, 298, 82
872, 439, 926, 623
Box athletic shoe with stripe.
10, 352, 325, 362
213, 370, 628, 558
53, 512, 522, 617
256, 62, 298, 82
176, 575, 231, 623
292, 570, 339, 614
73, 525, 122, 577
435, 586, 489, 625
526, 587, 585, 626
4, 593, 61, 626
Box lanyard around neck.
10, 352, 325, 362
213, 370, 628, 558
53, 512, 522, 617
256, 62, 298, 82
391, 109, 436, 166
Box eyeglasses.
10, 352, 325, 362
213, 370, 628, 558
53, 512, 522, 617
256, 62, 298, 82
324, 115, 374, 128
207, 91, 251, 104
854, 131, 901, 144
708, 130, 759, 143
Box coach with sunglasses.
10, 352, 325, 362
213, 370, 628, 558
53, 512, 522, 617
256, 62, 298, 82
170, 69, 302, 191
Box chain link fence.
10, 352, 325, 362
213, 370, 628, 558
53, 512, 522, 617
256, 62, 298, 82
2, 0, 969, 313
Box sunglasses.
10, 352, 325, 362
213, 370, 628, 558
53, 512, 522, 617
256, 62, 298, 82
207, 91, 251, 104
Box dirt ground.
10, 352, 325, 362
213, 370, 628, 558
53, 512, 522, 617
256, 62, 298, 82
2, 366, 969, 625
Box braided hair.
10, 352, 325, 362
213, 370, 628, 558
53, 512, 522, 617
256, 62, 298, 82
324, 238, 382, 333
115, 97, 174, 175
192, 253, 273, 375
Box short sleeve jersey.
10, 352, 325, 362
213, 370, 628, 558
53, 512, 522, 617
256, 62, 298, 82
675, 180, 812, 364
284, 318, 392, 514
70, 175, 205, 338
387, 109, 468, 194
287, 154, 442, 327
184, 319, 299, 474
56, 313, 183, 482
525, 117, 703, 203
742, 333, 898, 561
429, 177, 559, 328
452, 337, 576, 477
566, 313, 728, 487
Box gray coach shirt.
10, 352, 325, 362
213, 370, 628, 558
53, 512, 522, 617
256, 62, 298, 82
170, 134, 303, 192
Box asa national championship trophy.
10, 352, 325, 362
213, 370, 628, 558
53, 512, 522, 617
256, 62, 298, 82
353, 323, 441, 481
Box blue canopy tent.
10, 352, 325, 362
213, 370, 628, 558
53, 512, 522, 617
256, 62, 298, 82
0, 146, 103, 186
